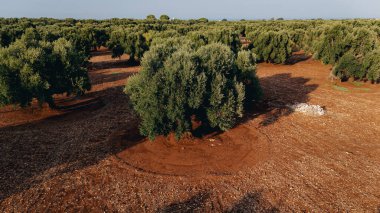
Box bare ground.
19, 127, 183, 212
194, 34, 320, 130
0, 49, 379, 212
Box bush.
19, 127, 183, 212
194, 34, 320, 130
332, 52, 362, 81
125, 42, 261, 140
289, 29, 305, 51
314, 24, 352, 64
251, 31, 292, 64
350, 28, 378, 59
160, 15, 170, 21
362, 49, 380, 83
108, 29, 148, 61
0, 29, 90, 107
146, 15, 156, 20
236, 50, 262, 103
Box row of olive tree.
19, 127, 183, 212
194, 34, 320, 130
304, 24, 380, 82
245, 22, 380, 82
0, 29, 91, 108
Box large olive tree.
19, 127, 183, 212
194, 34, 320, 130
125, 41, 261, 140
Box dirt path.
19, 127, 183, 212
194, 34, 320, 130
0, 49, 379, 212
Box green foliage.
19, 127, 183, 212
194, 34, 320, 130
198, 18, 209, 23
236, 50, 262, 103
125, 42, 261, 140
350, 28, 378, 58
332, 85, 349, 92
289, 29, 305, 51
250, 31, 292, 64
207, 30, 241, 53
314, 24, 353, 64
0, 29, 90, 107
362, 49, 380, 83
107, 29, 148, 60
186, 30, 241, 53
0, 29, 12, 47
160, 15, 170, 21
146, 15, 156, 20
332, 52, 362, 81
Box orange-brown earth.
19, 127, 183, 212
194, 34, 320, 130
0, 49, 379, 212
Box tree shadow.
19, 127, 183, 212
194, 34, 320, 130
0, 85, 145, 201
157, 191, 211, 213
226, 192, 279, 213
285, 52, 311, 65
0, 50, 143, 201
243, 73, 318, 126
90, 71, 138, 86
90, 49, 111, 57
0, 50, 319, 203
89, 58, 140, 71
157, 190, 279, 213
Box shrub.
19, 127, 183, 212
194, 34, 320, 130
332, 52, 362, 81
350, 28, 378, 59
362, 49, 380, 83
251, 31, 292, 64
146, 15, 156, 20
314, 24, 352, 64
289, 29, 305, 51
108, 29, 148, 61
0, 29, 90, 107
235, 50, 262, 103
198, 18, 209, 23
160, 15, 170, 21
125, 43, 261, 140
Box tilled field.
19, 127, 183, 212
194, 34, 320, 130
1, 49, 379, 212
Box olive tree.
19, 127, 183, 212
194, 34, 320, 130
362, 49, 380, 83
125, 42, 261, 140
107, 29, 148, 61
160, 15, 170, 21
146, 15, 156, 20
0, 29, 90, 108
314, 24, 352, 64
332, 52, 362, 81
251, 31, 292, 64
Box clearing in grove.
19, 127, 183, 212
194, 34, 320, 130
0, 48, 379, 212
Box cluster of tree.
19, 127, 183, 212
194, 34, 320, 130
146, 14, 170, 21
107, 28, 148, 60
1, 18, 380, 112
244, 21, 380, 82
185, 29, 241, 52
301, 24, 380, 82
125, 39, 261, 139
0, 29, 91, 108
247, 30, 292, 64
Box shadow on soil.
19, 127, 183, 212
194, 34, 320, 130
0, 50, 317, 202
0, 52, 143, 201
285, 53, 311, 65
90, 71, 138, 86
89, 58, 140, 71
158, 190, 279, 212
0, 86, 143, 201
243, 73, 318, 126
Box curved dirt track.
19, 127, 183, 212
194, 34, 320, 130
0, 49, 379, 212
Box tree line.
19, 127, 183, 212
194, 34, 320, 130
1, 17, 379, 139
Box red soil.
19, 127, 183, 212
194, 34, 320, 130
0, 49, 379, 212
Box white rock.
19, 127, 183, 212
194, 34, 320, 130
287, 103, 326, 116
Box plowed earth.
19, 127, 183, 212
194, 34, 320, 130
1, 49, 379, 212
